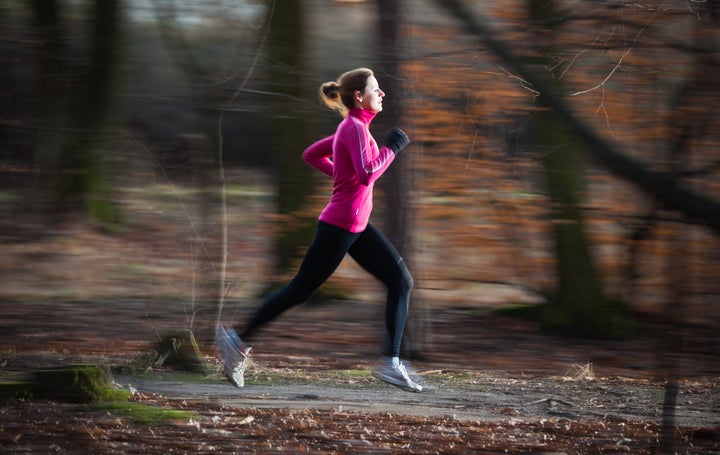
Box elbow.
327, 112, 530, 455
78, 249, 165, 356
358, 172, 376, 186
301, 150, 312, 164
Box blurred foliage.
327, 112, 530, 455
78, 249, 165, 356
0, 0, 718, 341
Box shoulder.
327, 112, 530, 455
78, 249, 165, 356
337, 116, 365, 140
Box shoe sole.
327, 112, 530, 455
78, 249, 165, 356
372, 370, 423, 393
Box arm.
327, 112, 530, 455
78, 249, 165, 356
345, 121, 396, 186
302, 135, 334, 177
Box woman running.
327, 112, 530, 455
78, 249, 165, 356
216, 67, 421, 392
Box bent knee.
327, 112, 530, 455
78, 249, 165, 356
399, 259, 413, 291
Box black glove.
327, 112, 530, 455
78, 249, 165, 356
384, 128, 410, 154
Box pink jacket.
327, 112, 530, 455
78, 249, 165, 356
302, 108, 396, 233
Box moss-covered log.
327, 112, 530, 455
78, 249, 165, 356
32, 364, 129, 403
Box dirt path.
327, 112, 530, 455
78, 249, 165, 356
115, 365, 719, 428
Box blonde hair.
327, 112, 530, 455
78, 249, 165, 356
319, 67, 374, 117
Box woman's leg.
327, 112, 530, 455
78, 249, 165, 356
348, 224, 413, 358
239, 221, 359, 340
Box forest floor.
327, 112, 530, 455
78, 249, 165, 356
0, 297, 718, 454
0, 182, 718, 453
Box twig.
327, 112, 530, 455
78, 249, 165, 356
215, 1, 275, 325
569, 6, 661, 97
521, 397, 575, 407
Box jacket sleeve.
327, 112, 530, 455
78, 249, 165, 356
345, 121, 395, 186
302, 135, 334, 177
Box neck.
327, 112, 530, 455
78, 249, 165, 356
349, 107, 377, 123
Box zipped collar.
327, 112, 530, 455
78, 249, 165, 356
348, 107, 377, 125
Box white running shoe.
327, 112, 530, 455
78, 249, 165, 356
215, 325, 251, 387
372, 358, 423, 393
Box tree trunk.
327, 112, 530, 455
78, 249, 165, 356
525, 0, 628, 337
374, 0, 429, 356
533, 112, 616, 334
30, 0, 65, 220
374, 0, 408, 253
52, 0, 123, 225
267, 0, 315, 279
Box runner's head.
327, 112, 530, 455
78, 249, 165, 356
320, 68, 383, 117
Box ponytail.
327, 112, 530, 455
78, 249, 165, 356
319, 81, 344, 116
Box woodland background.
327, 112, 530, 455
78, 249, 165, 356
1, 1, 719, 453
1, 0, 719, 384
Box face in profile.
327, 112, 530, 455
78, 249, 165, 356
357, 75, 385, 113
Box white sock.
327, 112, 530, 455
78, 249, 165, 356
382, 356, 401, 367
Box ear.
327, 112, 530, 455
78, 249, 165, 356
354, 90, 363, 103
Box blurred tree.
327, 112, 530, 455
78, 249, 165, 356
436, 0, 720, 337
374, 0, 409, 254
28, 0, 64, 215
38, 0, 123, 226
524, 0, 629, 337
654, 5, 720, 450
266, 0, 316, 278
438, 0, 720, 231
373, 0, 429, 355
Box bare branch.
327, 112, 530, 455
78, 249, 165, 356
569, 7, 660, 97
434, 0, 720, 234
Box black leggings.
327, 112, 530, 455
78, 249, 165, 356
239, 221, 413, 358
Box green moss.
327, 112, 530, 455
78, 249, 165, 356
153, 330, 208, 374
33, 365, 130, 403
95, 402, 198, 425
